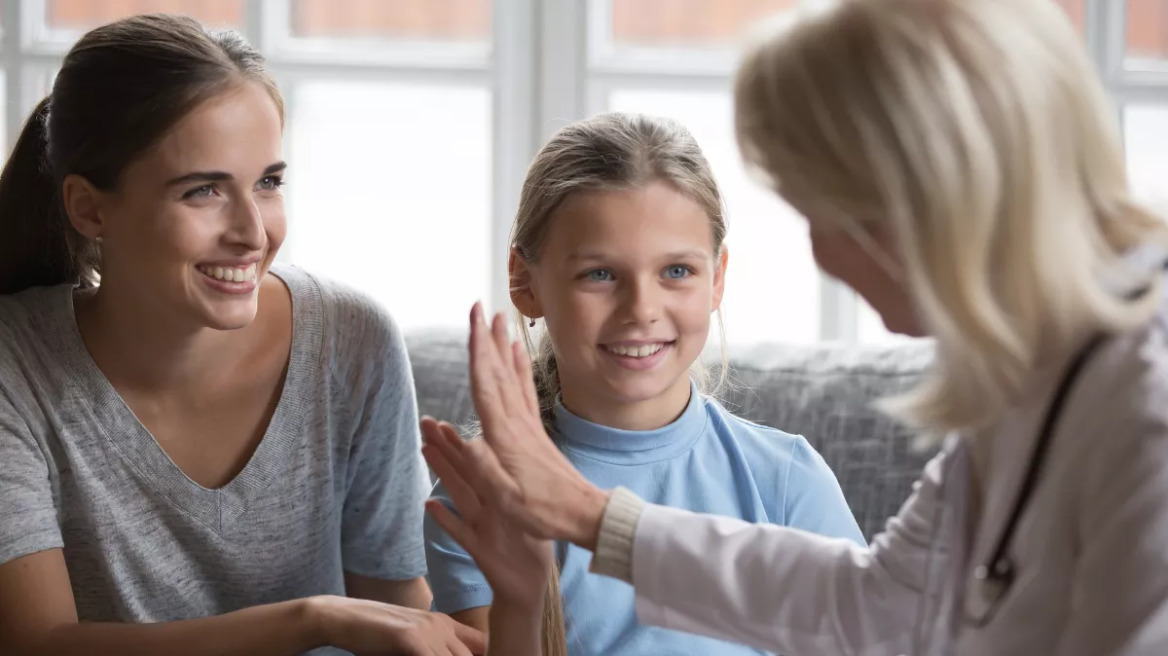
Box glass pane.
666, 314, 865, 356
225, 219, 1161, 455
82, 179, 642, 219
610, 0, 797, 48
1127, 0, 1168, 61
287, 81, 492, 330
1052, 0, 1086, 35
47, 0, 242, 30
1125, 105, 1168, 210
608, 89, 820, 345
292, 0, 490, 40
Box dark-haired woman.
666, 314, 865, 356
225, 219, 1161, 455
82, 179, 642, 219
0, 14, 481, 656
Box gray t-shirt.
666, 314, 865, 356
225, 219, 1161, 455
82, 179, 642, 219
0, 265, 429, 651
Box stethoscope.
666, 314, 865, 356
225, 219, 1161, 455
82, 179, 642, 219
962, 331, 1106, 626
960, 252, 1168, 628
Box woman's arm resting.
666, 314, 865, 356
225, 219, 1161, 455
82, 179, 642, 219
0, 549, 319, 656
0, 550, 484, 656
344, 573, 433, 610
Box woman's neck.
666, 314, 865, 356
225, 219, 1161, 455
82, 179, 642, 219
73, 284, 259, 397
557, 374, 693, 431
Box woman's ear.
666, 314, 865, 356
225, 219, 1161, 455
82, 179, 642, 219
61, 174, 106, 241
509, 248, 543, 320
712, 246, 729, 312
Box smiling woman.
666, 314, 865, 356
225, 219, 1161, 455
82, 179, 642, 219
0, 13, 481, 656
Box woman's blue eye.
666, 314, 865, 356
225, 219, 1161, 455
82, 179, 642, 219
258, 176, 285, 192
586, 269, 614, 282
184, 185, 215, 200
665, 265, 693, 279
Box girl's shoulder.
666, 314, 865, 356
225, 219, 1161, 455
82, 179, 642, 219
700, 395, 807, 457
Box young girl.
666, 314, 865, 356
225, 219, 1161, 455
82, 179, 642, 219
423, 112, 864, 656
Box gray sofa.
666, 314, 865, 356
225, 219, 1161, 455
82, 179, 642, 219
406, 331, 936, 541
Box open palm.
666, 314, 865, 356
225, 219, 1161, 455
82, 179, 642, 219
422, 418, 555, 610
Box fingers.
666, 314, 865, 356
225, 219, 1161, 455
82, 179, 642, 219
459, 437, 522, 501
513, 340, 540, 418
445, 637, 474, 656
423, 415, 519, 517
448, 616, 487, 655
422, 424, 482, 520
425, 499, 479, 554
469, 305, 507, 428
492, 311, 511, 367
489, 312, 528, 424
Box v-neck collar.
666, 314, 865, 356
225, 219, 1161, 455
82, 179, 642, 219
48, 265, 322, 532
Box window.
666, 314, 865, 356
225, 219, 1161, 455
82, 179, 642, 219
3, 0, 1165, 344
595, 1, 818, 345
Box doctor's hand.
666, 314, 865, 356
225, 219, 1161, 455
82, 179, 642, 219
429, 303, 611, 552
422, 417, 555, 611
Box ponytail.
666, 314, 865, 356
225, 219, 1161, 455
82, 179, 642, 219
0, 97, 97, 296
528, 329, 561, 432
0, 14, 283, 298
518, 323, 569, 656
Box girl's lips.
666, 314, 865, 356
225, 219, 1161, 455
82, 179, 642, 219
600, 341, 674, 371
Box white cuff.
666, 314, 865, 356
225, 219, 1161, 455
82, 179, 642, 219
588, 486, 645, 583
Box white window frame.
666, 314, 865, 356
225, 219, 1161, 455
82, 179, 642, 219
3, 0, 1164, 342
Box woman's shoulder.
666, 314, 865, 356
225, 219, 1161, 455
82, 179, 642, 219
1084, 299, 1168, 420
0, 284, 72, 366
273, 265, 408, 381
1048, 303, 1168, 486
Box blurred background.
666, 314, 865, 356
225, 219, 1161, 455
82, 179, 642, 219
2, 0, 1165, 344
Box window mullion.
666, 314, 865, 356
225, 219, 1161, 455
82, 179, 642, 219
491, 0, 540, 316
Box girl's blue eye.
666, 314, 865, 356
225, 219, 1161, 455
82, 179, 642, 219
665, 265, 693, 279
586, 269, 614, 282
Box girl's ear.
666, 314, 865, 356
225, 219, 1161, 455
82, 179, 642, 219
509, 248, 544, 319
712, 246, 729, 312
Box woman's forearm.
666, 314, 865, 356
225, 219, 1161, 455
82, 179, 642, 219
12, 598, 321, 656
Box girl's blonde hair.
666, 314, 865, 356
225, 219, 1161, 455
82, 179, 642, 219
734, 0, 1168, 438
510, 111, 727, 655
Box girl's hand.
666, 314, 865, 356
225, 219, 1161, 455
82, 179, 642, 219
438, 303, 610, 550
422, 418, 555, 611
308, 595, 484, 655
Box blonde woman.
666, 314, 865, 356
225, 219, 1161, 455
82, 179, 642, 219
420, 0, 1168, 654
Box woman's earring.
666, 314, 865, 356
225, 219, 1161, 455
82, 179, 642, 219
95, 236, 103, 245
528, 317, 536, 328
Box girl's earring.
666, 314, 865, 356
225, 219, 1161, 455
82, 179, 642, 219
528, 317, 536, 328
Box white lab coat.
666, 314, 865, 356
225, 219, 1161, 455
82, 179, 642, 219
625, 307, 1168, 655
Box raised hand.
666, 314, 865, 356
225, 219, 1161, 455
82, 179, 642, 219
450, 303, 610, 549
422, 417, 555, 611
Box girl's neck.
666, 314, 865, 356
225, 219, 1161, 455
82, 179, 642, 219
558, 374, 693, 431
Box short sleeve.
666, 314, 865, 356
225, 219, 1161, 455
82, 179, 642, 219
334, 300, 430, 581
0, 385, 63, 567
784, 436, 867, 546
423, 481, 494, 613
